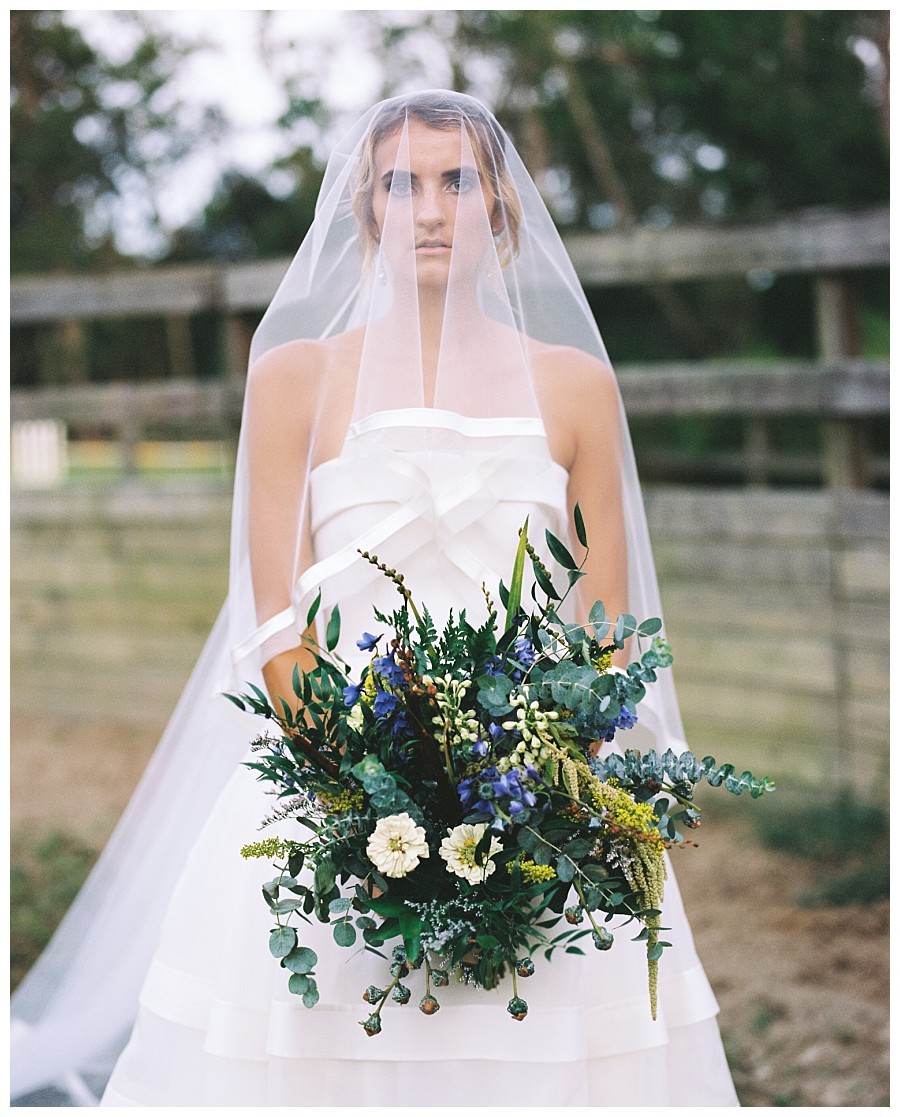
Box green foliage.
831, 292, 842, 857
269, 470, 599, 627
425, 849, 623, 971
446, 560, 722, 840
11, 11, 222, 273
755, 787, 885, 863
10, 830, 98, 991
754, 787, 888, 907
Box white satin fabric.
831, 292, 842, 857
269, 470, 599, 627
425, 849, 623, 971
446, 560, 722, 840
100, 416, 738, 1107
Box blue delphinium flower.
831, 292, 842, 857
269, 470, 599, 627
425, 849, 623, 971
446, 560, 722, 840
601, 704, 639, 742
458, 765, 539, 822
356, 632, 382, 652
343, 683, 362, 707
374, 653, 407, 689
483, 656, 505, 676
373, 691, 399, 719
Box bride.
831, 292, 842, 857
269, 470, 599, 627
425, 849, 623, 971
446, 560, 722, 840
12, 90, 738, 1107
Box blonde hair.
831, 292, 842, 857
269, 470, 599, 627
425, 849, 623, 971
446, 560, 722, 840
351, 91, 523, 268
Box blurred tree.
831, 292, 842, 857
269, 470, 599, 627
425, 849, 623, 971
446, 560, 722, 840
360, 10, 888, 229
10, 9, 224, 273
167, 148, 324, 262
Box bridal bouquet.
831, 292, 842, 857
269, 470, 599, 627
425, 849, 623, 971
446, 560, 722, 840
230, 507, 773, 1035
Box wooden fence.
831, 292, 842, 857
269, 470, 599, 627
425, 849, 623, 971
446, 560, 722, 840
10, 207, 889, 486
10, 207, 890, 799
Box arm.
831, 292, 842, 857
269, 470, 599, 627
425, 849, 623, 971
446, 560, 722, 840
244, 344, 320, 713
540, 350, 630, 664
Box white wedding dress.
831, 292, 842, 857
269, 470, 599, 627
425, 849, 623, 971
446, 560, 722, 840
100, 413, 738, 1107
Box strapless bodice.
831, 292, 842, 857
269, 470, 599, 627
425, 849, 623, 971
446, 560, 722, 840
303, 410, 570, 668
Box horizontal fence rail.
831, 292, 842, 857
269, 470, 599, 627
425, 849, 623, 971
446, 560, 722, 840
10, 208, 889, 324
9, 359, 890, 425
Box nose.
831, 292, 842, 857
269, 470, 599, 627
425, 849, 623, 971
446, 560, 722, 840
414, 184, 449, 231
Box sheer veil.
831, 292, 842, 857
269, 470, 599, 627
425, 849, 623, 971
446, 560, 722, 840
11, 90, 686, 1104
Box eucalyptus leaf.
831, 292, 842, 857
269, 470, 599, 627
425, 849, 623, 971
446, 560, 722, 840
269, 926, 297, 959
556, 855, 576, 883
287, 973, 312, 995
333, 921, 357, 947
283, 946, 318, 974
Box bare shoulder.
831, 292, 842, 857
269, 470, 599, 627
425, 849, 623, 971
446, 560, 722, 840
248, 329, 363, 396
528, 339, 617, 400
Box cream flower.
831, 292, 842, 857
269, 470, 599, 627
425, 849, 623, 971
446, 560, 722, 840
366, 813, 430, 879
439, 822, 502, 885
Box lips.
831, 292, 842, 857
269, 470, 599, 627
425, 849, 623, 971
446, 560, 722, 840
416, 242, 450, 249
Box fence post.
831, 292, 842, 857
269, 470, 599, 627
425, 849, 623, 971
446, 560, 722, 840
815, 275, 868, 489
815, 273, 863, 795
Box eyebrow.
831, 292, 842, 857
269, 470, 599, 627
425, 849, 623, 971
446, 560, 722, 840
379, 166, 480, 187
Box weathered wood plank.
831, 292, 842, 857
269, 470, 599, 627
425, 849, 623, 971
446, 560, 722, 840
8, 360, 889, 441
10, 208, 889, 324
617, 359, 888, 417
10, 265, 224, 323
564, 207, 889, 285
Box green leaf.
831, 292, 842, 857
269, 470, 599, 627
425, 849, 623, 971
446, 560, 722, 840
269, 897, 305, 915
287, 973, 312, 995
325, 605, 341, 652
223, 693, 246, 711
283, 946, 318, 974
269, 926, 297, 959
306, 589, 322, 630
647, 942, 664, 962
573, 502, 588, 548
505, 518, 530, 629
302, 986, 320, 1009
333, 921, 357, 947
314, 859, 337, 896
545, 529, 577, 571
556, 855, 576, 882
637, 617, 663, 637
533, 561, 560, 601
292, 661, 303, 699
328, 897, 352, 915
562, 838, 593, 859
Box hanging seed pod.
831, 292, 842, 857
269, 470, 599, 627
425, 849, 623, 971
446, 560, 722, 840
419, 994, 441, 1015
515, 957, 535, 978
390, 944, 410, 978
392, 983, 411, 1005
360, 1014, 382, 1036
592, 928, 614, 951
362, 985, 384, 1004
431, 968, 450, 987
507, 996, 528, 1021
564, 906, 583, 925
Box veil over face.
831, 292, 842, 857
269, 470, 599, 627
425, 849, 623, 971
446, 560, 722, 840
11, 89, 687, 1104
230, 89, 684, 751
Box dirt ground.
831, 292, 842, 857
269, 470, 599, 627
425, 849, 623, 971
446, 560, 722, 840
10, 710, 889, 1108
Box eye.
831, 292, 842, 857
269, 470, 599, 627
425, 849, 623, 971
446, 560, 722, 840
450, 169, 479, 195
385, 173, 413, 197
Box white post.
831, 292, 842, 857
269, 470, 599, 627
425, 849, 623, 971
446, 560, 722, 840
11, 420, 68, 488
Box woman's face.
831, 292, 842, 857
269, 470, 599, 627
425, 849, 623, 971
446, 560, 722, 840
370, 120, 498, 287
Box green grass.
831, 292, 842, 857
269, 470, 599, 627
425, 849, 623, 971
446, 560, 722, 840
10, 831, 99, 992
752, 787, 889, 907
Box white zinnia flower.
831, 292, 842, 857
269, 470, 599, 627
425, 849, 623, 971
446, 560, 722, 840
366, 813, 430, 879
439, 822, 502, 885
